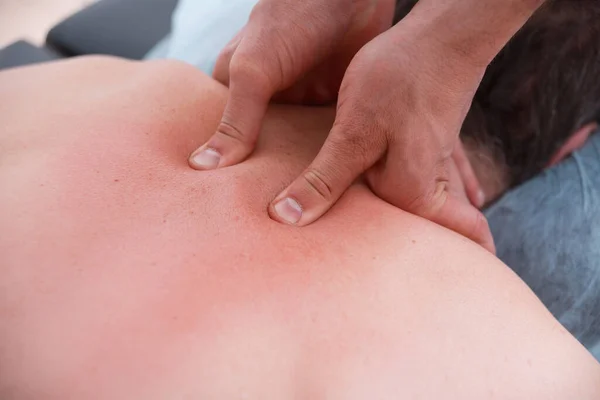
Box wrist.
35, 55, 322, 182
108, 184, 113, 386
398, 0, 545, 68
388, 18, 487, 91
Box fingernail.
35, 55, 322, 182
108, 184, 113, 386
477, 190, 486, 207
273, 197, 303, 225
191, 148, 221, 170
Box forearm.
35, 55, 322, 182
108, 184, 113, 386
401, 0, 546, 67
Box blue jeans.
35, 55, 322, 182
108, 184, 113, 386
145, 0, 600, 359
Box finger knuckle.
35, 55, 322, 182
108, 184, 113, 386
407, 180, 446, 216
249, 0, 272, 17
230, 53, 273, 90
217, 47, 235, 68
330, 124, 383, 168
216, 120, 256, 147
406, 193, 436, 217
334, 128, 368, 153
303, 169, 334, 202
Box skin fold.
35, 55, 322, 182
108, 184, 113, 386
0, 57, 598, 399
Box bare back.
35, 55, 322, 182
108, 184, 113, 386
0, 57, 598, 399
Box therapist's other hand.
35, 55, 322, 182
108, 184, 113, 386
269, 25, 496, 253
189, 0, 395, 170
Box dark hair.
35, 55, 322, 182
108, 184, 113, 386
395, 0, 600, 186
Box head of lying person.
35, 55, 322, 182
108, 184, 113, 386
395, 0, 600, 203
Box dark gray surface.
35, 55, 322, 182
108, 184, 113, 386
0, 40, 60, 71
46, 0, 178, 59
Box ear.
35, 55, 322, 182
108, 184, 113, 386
548, 122, 597, 167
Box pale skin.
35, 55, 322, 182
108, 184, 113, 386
189, 0, 548, 254
1, 57, 599, 399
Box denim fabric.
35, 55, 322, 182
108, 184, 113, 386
145, 1, 600, 359
485, 133, 600, 360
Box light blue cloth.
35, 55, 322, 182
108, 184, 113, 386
145, 0, 258, 75
145, 0, 600, 359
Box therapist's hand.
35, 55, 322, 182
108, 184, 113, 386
270, 25, 496, 253
188, 0, 495, 253
189, 0, 396, 168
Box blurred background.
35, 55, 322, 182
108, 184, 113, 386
0, 0, 94, 47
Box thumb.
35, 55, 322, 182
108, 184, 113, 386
430, 191, 496, 254
269, 124, 385, 226
189, 61, 273, 170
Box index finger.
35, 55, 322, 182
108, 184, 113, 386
189, 58, 273, 170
